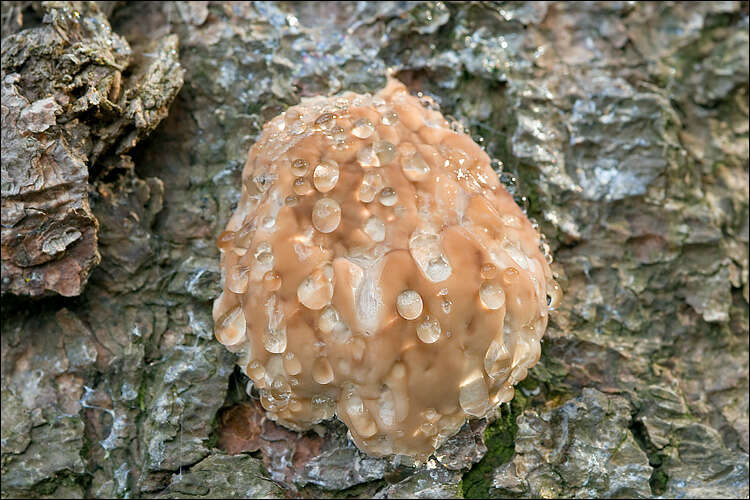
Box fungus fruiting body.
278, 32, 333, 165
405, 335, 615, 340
213, 79, 560, 459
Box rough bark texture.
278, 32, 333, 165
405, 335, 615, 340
1, 1, 748, 498
1, 1, 183, 297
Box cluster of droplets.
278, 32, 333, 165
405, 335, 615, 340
255, 98, 411, 422
214, 78, 561, 460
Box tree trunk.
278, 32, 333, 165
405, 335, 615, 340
2, 2, 747, 498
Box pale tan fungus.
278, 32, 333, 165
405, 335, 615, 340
213, 78, 561, 460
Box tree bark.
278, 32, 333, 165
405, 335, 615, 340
1, 2, 747, 498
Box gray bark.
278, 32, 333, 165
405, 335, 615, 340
1, 2, 747, 498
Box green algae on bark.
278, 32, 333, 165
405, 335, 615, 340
461, 393, 527, 498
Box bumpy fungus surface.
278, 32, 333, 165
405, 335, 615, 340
213, 79, 560, 459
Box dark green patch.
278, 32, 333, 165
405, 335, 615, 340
650, 467, 669, 495
461, 394, 528, 499
629, 418, 670, 496
460, 341, 573, 498
25, 470, 91, 498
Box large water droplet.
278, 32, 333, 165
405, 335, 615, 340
364, 216, 386, 242
480, 263, 497, 280
263, 326, 287, 353
409, 232, 452, 282
217, 230, 235, 252
263, 270, 282, 291
247, 361, 266, 389
293, 177, 314, 196
343, 385, 364, 416
342, 385, 377, 437
441, 298, 453, 314
216, 305, 247, 346
313, 160, 340, 193
479, 282, 505, 310
427, 256, 450, 280
351, 118, 375, 139
312, 198, 342, 233
318, 305, 339, 334
416, 315, 441, 343
283, 352, 302, 375
314, 112, 335, 130
401, 152, 430, 181
252, 173, 272, 193
358, 171, 383, 202
261, 216, 276, 230
227, 264, 250, 294
378, 187, 398, 206
255, 241, 271, 256
297, 268, 334, 310
397, 290, 423, 320
331, 126, 348, 149
291, 158, 309, 176
374, 141, 397, 165
459, 371, 490, 417
358, 144, 379, 167
484, 339, 511, 380
270, 376, 292, 402
289, 119, 306, 135
263, 293, 287, 353
312, 357, 334, 384
256, 251, 274, 266
333, 323, 353, 345
285, 195, 299, 206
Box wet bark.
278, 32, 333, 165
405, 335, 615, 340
1, 2, 747, 498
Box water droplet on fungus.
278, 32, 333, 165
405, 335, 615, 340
401, 152, 431, 181
312, 357, 334, 384
416, 315, 441, 343
312, 198, 342, 233
291, 158, 310, 176
297, 268, 334, 310
352, 118, 375, 138
379, 187, 398, 206
397, 290, 423, 320
364, 216, 386, 242
479, 282, 505, 310
313, 159, 340, 193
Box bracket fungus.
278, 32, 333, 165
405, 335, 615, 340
213, 78, 561, 459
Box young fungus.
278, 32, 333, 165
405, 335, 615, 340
214, 78, 560, 459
